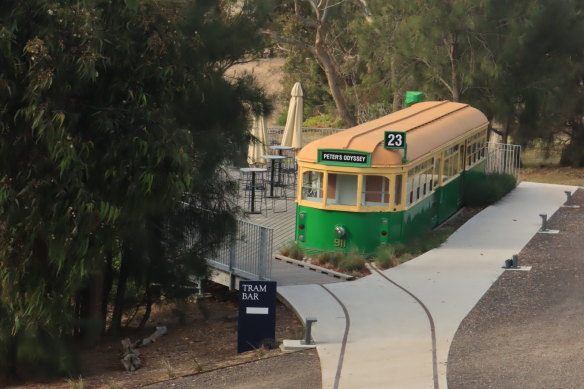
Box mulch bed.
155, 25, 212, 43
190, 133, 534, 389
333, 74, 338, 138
5, 283, 306, 389
448, 188, 584, 388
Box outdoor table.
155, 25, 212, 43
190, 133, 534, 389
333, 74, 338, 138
239, 167, 267, 214
261, 155, 286, 197
269, 145, 294, 156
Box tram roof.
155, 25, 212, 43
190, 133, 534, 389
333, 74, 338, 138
297, 101, 488, 167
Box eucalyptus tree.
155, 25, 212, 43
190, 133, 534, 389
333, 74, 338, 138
0, 0, 270, 377
269, 0, 374, 127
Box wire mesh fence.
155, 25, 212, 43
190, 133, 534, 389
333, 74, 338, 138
206, 218, 273, 281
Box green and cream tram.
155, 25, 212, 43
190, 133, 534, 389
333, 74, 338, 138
295, 101, 488, 256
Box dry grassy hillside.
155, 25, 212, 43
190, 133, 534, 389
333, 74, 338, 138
226, 57, 286, 125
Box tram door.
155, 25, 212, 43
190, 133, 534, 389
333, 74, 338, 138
458, 144, 466, 204
431, 156, 439, 227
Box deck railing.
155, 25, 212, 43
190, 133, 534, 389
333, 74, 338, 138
267, 126, 344, 148
206, 218, 273, 281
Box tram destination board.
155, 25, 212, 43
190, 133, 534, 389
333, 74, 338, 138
318, 149, 371, 167
384, 131, 406, 149
237, 280, 277, 353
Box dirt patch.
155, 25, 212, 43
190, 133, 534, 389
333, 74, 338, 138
8, 283, 306, 389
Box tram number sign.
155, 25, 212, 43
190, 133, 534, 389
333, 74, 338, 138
384, 131, 406, 149
334, 239, 347, 248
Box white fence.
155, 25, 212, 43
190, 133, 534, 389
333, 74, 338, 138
486, 142, 522, 180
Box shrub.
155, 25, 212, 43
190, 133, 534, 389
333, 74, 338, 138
374, 245, 400, 269
303, 114, 344, 128
464, 173, 517, 206
280, 242, 304, 260
338, 250, 366, 273
314, 251, 344, 268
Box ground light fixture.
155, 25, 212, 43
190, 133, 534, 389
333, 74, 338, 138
539, 213, 548, 232
504, 254, 519, 269
301, 317, 318, 345
564, 191, 573, 206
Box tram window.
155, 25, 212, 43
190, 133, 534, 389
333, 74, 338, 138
327, 173, 357, 206
301, 171, 323, 202
466, 131, 487, 168
395, 175, 402, 206
362, 176, 390, 206
443, 145, 460, 183
407, 175, 413, 206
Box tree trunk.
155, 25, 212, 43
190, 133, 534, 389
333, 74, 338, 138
390, 55, 401, 111
449, 38, 461, 102
82, 258, 105, 345
110, 244, 131, 334
102, 253, 114, 329
314, 27, 356, 127
560, 121, 584, 167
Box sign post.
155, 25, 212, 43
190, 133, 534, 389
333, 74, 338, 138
237, 280, 277, 353
384, 131, 407, 163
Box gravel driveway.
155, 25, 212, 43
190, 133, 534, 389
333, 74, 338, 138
142, 349, 320, 389
448, 189, 584, 388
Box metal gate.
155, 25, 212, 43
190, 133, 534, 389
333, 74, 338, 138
207, 219, 273, 281
486, 142, 522, 180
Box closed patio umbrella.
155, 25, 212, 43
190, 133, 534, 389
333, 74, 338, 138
247, 115, 268, 166
280, 82, 303, 149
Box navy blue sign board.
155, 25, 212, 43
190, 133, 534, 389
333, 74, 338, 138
237, 280, 277, 353
384, 131, 406, 149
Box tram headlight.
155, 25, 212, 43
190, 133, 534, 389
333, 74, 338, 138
335, 225, 346, 238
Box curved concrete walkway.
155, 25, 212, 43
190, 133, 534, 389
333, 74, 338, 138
278, 182, 578, 389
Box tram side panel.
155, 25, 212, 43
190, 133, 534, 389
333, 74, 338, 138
296, 205, 405, 257
400, 195, 436, 243
435, 176, 464, 225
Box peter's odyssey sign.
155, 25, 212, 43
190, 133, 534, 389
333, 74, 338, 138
318, 149, 371, 167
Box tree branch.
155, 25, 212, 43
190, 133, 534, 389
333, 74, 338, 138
264, 30, 317, 55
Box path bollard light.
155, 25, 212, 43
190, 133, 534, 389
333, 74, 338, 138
301, 317, 318, 345
564, 191, 573, 206
539, 214, 548, 232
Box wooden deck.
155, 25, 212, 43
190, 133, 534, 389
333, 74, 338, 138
216, 167, 347, 286
231, 166, 297, 252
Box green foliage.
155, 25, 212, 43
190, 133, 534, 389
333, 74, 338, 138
0, 0, 271, 379
464, 173, 518, 206
303, 114, 345, 129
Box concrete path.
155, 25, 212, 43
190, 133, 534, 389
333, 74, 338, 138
277, 182, 578, 389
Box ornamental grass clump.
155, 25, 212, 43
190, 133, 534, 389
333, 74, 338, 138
374, 245, 400, 269
280, 242, 304, 260
314, 251, 344, 268
338, 250, 366, 273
